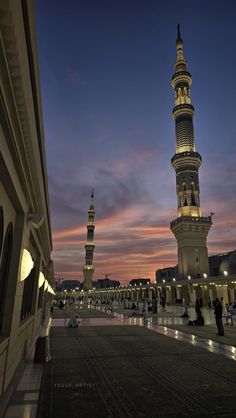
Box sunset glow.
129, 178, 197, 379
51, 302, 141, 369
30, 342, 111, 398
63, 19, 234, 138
36, 1, 236, 284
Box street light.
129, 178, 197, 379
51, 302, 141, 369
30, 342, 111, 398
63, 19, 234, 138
188, 276, 191, 280
224, 270, 228, 276
203, 273, 207, 278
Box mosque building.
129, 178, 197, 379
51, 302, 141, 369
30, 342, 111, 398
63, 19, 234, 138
0, 0, 53, 404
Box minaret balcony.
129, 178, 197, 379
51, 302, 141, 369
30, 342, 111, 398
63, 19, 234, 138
172, 103, 194, 119
83, 265, 93, 270
85, 243, 95, 248
172, 71, 192, 87
171, 151, 202, 170
170, 215, 212, 228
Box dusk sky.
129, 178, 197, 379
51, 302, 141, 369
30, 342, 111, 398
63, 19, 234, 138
35, 0, 236, 284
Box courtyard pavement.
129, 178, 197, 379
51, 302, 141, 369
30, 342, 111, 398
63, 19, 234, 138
4, 304, 236, 418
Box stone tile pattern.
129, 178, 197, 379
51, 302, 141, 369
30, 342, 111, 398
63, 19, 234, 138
38, 326, 236, 418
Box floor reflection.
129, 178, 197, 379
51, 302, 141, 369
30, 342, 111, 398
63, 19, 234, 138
52, 305, 236, 362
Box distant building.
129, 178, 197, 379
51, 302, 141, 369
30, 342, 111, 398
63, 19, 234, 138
93, 278, 120, 289
129, 278, 150, 286
209, 250, 236, 277
155, 250, 236, 282
60, 280, 81, 291
156, 267, 178, 283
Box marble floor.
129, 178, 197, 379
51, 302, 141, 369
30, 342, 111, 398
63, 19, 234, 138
3, 304, 236, 417
4, 361, 43, 418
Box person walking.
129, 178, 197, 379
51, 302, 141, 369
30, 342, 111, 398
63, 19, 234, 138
152, 297, 158, 314
143, 299, 148, 324
161, 296, 166, 311
220, 297, 227, 316
225, 303, 234, 326
195, 298, 201, 315
214, 298, 224, 336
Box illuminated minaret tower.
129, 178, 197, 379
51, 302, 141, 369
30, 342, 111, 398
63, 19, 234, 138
83, 190, 95, 291
170, 25, 212, 280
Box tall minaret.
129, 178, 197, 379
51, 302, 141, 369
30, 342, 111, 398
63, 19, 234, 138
170, 25, 212, 280
83, 190, 95, 291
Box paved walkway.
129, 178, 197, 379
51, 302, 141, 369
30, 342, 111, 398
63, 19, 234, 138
37, 325, 236, 417
3, 305, 236, 417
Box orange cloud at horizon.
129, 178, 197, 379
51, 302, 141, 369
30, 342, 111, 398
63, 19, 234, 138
52, 203, 178, 283
52, 197, 236, 284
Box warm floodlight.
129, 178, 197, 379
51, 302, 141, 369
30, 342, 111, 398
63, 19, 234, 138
38, 272, 45, 288
47, 284, 55, 295
203, 273, 207, 278
224, 270, 228, 276
20, 249, 34, 281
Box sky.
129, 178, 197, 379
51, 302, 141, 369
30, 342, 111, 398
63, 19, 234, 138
35, 0, 236, 284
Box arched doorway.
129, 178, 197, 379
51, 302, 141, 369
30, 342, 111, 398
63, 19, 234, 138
0, 222, 13, 332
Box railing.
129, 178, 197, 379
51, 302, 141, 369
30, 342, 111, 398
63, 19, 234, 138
170, 215, 212, 227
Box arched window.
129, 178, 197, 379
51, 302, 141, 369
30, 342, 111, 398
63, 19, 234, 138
191, 193, 196, 205
190, 183, 196, 205
21, 266, 36, 321
0, 222, 13, 332
0, 207, 3, 258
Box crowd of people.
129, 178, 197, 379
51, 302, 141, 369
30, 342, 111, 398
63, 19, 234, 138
182, 296, 236, 336
53, 294, 236, 336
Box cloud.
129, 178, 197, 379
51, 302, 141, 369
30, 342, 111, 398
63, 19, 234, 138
49, 143, 236, 283
51, 199, 178, 283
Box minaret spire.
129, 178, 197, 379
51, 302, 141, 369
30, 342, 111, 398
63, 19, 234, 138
177, 24, 181, 39
170, 26, 212, 280
83, 190, 95, 291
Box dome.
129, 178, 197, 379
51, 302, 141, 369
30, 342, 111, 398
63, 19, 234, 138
228, 251, 236, 274
219, 250, 236, 275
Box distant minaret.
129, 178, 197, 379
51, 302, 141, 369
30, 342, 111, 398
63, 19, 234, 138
83, 190, 95, 290
170, 25, 212, 280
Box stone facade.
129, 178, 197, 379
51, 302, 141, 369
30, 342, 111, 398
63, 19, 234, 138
0, 0, 53, 402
